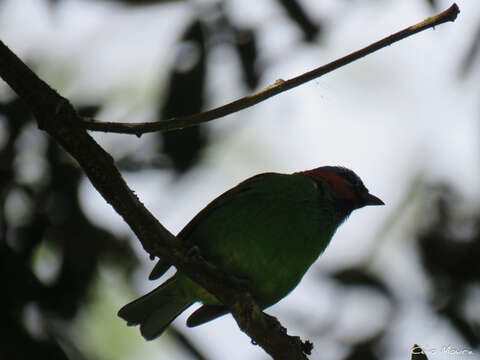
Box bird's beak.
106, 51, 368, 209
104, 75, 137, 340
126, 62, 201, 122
363, 193, 384, 206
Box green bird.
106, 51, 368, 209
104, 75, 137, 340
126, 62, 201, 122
118, 166, 384, 339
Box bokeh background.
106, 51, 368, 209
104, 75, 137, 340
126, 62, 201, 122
1, 0, 479, 359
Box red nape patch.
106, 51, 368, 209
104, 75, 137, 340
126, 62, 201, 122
297, 168, 356, 201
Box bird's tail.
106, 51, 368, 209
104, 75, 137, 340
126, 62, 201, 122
118, 275, 194, 340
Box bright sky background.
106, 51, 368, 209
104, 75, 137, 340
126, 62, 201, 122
1, 0, 479, 360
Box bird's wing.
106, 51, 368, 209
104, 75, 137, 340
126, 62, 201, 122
149, 173, 272, 280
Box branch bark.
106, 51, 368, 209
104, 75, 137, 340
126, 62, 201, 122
0, 40, 310, 360
81, 3, 459, 135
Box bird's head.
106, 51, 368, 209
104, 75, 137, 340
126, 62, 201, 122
297, 166, 384, 222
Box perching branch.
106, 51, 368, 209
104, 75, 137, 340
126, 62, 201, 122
81, 3, 459, 136
0, 41, 311, 360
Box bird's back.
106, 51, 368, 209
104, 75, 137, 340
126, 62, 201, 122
177, 173, 339, 307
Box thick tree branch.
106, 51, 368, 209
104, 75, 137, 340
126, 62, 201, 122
0, 40, 311, 360
81, 3, 459, 136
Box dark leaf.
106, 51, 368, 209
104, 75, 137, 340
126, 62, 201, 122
158, 19, 208, 174
329, 267, 393, 300
275, 0, 321, 42
233, 27, 260, 89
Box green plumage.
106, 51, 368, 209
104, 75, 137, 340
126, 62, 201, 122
176, 173, 336, 305
118, 169, 383, 339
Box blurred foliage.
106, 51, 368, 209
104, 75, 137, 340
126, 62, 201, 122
2, 0, 480, 360
418, 184, 480, 348
0, 98, 138, 359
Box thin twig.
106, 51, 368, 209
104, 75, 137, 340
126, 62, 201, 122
81, 3, 459, 136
